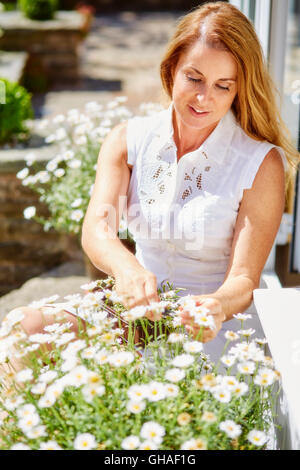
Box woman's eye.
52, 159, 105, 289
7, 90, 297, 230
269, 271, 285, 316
217, 85, 230, 91
187, 76, 201, 83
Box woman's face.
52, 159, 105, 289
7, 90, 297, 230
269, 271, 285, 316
172, 42, 238, 133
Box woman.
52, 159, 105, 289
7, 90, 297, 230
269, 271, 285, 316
4, 2, 299, 361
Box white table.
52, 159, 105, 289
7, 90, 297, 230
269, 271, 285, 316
254, 287, 300, 450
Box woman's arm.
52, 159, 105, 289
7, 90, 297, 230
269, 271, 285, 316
81, 122, 160, 312
181, 147, 285, 341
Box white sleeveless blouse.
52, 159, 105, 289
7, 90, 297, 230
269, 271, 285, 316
126, 103, 287, 296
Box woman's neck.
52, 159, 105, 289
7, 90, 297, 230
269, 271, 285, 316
172, 109, 219, 161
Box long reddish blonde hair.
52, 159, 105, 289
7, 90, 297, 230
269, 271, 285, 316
160, 1, 300, 201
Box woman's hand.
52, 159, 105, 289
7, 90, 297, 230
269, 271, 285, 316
180, 296, 226, 343
113, 264, 161, 321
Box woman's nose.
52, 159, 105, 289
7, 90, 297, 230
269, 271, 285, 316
196, 85, 212, 103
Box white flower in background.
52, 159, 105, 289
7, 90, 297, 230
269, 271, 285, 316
25, 151, 37, 166
238, 328, 256, 338
254, 368, 277, 387
183, 341, 203, 354
46, 160, 58, 172
71, 198, 83, 208
74, 433, 97, 450
66, 365, 89, 387
181, 438, 207, 450
81, 346, 97, 360
233, 313, 252, 321
220, 355, 236, 367
18, 414, 40, 432
61, 356, 79, 373
38, 370, 58, 384
15, 368, 34, 383
122, 306, 147, 321
127, 384, 148, 402
95, 348, 109, 365
36, 170, 50, 184
165, 368, 185, 383
53, 114, 65, 124
54, 168, 65, 178
26, 425, 47, 439
221, 376, 239, 390
224, 331, 240, 341
219, 420, 242, 439
70, 209, 84, 222
255, 338, 268, 346
127, 400, 146, 414
74, 135, 87, 146
17, 168, 29, 180
55, 332, 75, 347
45, 134, 56, 143
40, 441, 62, 450
232, 382, 249, 397
55, 128, 67, 141
82, 384, 105, 403
45, 383, 64, 401
164, 383, 179, 398
4, 308, 25, 327
140, 421, 165, 444
201, 411, 217, 423
31, 382, 47, 395
67, 158, 82, 169
146, 381, 166, 402
38, 394, 56, 409
108, 351, 134, 367
237, 361, 256, 375
139, 440, 158, 450
167, 333, 185, 344
28, 333, 54, 344
4, 396, 24, 411
212, 387, 232, 403
121, 436, 140, 450
247, 430, 267, 447
10, 443, 31, 450
23, 206, 36, 220
171, 354, 194, 368
87, 325, 103, 337
16, 404, 37, 419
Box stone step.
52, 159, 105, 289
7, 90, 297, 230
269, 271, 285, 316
0, 260, 89, 323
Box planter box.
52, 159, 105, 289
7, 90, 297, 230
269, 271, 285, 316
0, 11, 87, 91
0, 142, 82, 296
0, 51, 28, 83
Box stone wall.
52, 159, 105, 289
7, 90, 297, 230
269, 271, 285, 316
0, 11, 86, 91
0, 157, 82, 297
1, 1, 216, 12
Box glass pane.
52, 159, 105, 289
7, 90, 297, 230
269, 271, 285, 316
282, 0, 300, 271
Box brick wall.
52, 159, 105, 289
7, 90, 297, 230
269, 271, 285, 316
0, 170, 82, 296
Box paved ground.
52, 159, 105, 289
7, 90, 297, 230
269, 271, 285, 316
0, 11, 182, 321
32, 12, 183, 119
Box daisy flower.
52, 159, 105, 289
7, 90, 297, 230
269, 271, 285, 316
219, 420, 242, 439
164, 383, 179, 398
165, 368, 185, 383
201, 411, 217, 423
126, 401, 146, 414
171, 354, 194, 368
73, 433, 97, 450
127, 384, 148, 402
247, 430, 267, 447
177, 412, 192, 426
121, 436, 140, 450
237, 361, 256, 375
146, 381, 166, 402
140, 422, 165, 444
40, 441, 62, 450
139, 440, 158, 450
183, 341, 203, 354
224, 331, 240, 341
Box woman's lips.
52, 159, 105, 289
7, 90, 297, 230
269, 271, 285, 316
189, 105, 211, 117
